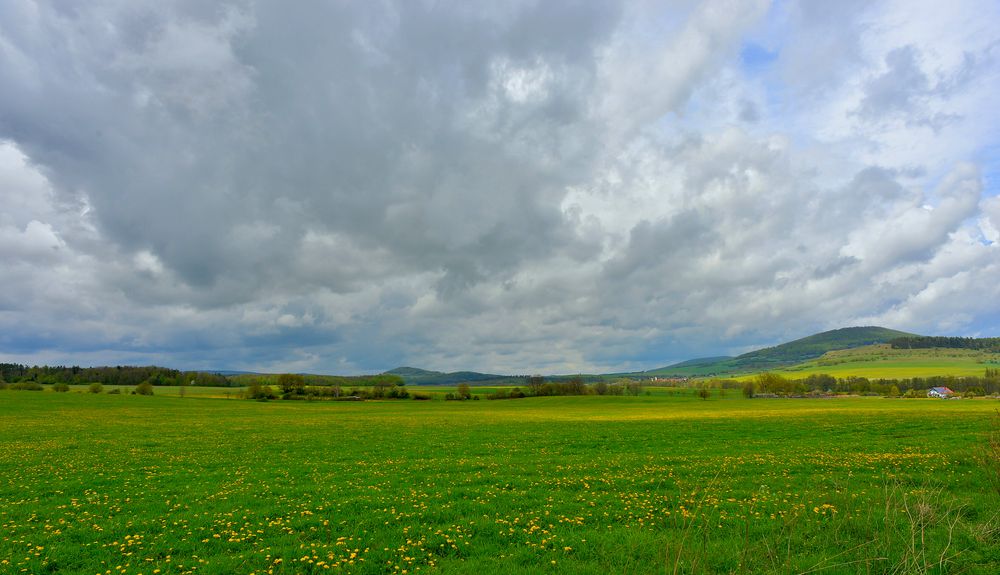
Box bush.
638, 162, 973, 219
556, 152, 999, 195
386, 386, 410, 399
487, 387, 526, 400
411, 392, 432, 400
107, 388, 121, 394
11, 381, 44, 391
134, 382, 155, 396
52, 382, 70, 392
246, 382, 277, 400
88, 382, 104, 394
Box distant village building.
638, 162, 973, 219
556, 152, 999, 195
648, 376, 688, 383
927, 386, 955, 398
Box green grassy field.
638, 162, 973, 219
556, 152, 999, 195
772, 345, 1000, 379
1, 391, 998, 574
42, 384, 244, 398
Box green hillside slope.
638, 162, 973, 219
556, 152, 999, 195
644, 326, 917, 377
735, 326, 916, 366
771, 344, 1000, 379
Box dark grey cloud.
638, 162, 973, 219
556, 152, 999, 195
1, 1, 999, 373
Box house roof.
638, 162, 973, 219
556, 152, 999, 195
929, 386, 954, 393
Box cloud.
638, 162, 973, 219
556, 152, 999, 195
1, 1, 999, 373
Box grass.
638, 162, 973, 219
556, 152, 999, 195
771, 345, 1000, 379
40, 384, 244, 398
1, 391, 998, 574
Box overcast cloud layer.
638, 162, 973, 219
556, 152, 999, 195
2, 0, 1000, 374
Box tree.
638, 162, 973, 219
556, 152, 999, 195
278, 373, 306, 397
741, 380, 755, 399
626, 380, 643, 396
457, 383, 472, 400
565, 377, 586, 395
754, 373, 804, 396
696, 387, 710, 400
527, 375, 544, 395
88, 382, 104, 394
135, 382, 154, 395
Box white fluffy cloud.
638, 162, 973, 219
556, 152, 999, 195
1, 0, 999, 373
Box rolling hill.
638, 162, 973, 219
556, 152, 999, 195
642, 326, 917, 377
384, 366, 521, 386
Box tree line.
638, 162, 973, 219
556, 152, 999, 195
698, 370, 1000, 398
244, 373, 411, 401
889, 336, 1000, 352
230, 372, 403, 389
0, 363, 232, 387
0, 363, 410, 390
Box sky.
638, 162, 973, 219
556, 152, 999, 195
2, 0, 1000, 375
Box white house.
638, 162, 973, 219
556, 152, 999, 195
927, 386, 955, 398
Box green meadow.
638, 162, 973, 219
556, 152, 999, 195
1, 391, 998, 574
773, 345, 1000, 379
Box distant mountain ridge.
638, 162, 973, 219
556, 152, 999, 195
385, 366, 516, 386
389, 327, 920, 383
642, 326, 917, 377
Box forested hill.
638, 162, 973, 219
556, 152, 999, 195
384, 367, 518, 386
734, 326, 916, 366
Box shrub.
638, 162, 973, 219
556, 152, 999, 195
487, 387, 526, 400
386, 386, 410, 399
52, 382, 70, 392
246, 382, 277, 400
11, 381, 44, 391
411, 392, 432, 400
134, 382, 155, 396
107, 388, 121, 394
88, 382, 104, 394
